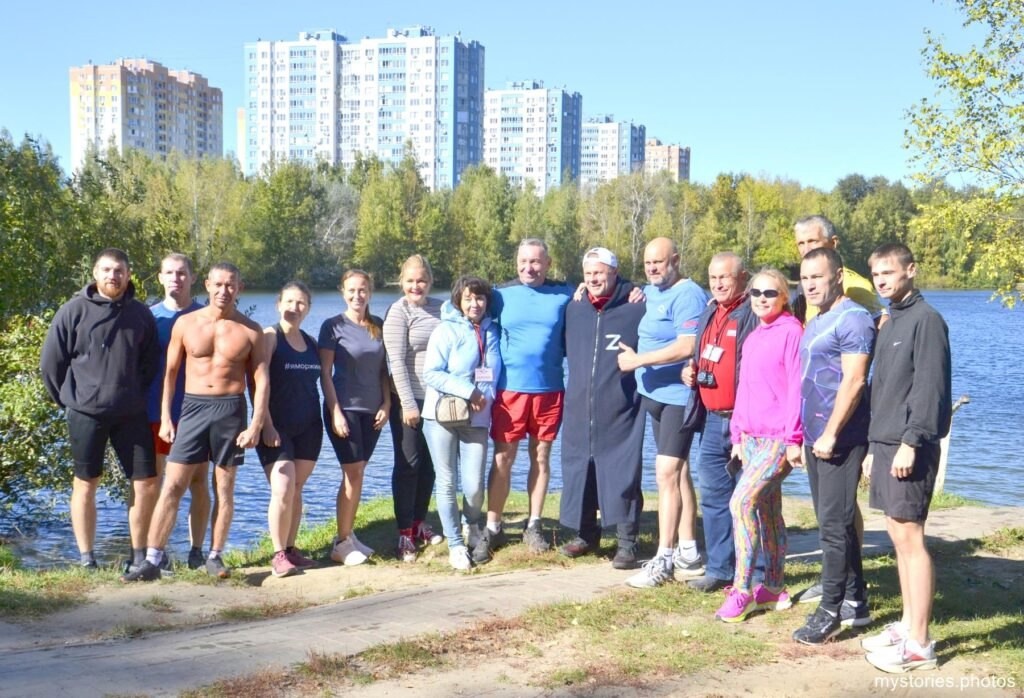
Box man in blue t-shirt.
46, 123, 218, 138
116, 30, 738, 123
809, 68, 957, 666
617, 237, 709, 588
142, 253, 209, 573
484, 238, 572, 555
792, 247, 876, 646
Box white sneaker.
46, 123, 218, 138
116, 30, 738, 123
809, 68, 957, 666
330, 535, 368, 566
626, 556, 674, 588
672, 547, 706, 577
349, 532, 374, 557
861, 621, 908, 652
448, 545, 472, 571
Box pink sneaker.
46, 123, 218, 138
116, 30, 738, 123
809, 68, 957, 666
271, 550, 298, 578
715, 586, 755, 623
753, 584, 793, 611
285, 548, 316, 569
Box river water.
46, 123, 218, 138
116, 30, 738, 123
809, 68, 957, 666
5, 289, 1021, 567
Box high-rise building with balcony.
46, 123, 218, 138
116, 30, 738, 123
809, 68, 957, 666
644, 138, 691, 182
243, 27, 484, 189
69, 59, 222, 171
483, 80, 582, 196
579, 116, 645, 189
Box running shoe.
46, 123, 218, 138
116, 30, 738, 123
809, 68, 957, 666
795, 581, 823, 605
687, 575, 731, 593
753, 584, 793, 611
448, 545, 472, 571
839, 599, 872, 628
159, 553, 175, 576
861, 622, 908, 652
716, 587, 756, 623
120, 560, 160, 583
625, 557, 674, 588
484, 527, 508, 553
187, 547, 205, 570
866, 639, 937, 673
206, 555, 231, 579
413, 521, 443, 546
285, 548, 316, 569
672, 548, 706, 577
397, 533, 418, 563
522, 521, 550, 553
612, 546, 639, 570
792, 606, 841, 645
330, 535, 368, 566
349, 533, 374, 557
271, 550, 298, 578
468, 524, 492, 565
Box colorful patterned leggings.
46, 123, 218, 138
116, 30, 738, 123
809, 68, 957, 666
729, 436, 793, 591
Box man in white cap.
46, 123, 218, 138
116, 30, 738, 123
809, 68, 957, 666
559, 248, 647, 568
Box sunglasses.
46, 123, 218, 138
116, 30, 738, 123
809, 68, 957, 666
749, 288, 781, 299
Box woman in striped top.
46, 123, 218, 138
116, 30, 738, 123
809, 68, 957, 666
383, 255, 445, 562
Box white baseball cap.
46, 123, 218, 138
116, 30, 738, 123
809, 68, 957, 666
582, 247, 618, 269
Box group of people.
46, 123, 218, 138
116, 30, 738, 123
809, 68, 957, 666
40, 214, 950, 675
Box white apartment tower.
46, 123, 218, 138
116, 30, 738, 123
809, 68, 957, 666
69, 59, 222, 171
483, 81, 582, 196
579, 116, 645, 189
243, 27, 484, 189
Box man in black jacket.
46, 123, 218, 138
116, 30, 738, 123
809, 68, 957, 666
862, 243, 950, 673
681, 252, 759, 592
40, 248, 160, 569
559, 247, 647, 569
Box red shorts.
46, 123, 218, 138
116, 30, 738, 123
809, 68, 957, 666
490, 390, 564, 443
150, 422, 172, 456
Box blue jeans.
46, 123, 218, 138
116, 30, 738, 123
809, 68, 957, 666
697, 411, 739, 580
422, 419, 488, 548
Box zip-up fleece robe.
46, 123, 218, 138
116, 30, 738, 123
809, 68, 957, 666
559, 279, 647, 529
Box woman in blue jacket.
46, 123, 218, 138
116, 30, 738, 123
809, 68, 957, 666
422, 276, 501, 570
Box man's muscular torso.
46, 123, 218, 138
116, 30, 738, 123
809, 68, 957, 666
179, 309, 262, 396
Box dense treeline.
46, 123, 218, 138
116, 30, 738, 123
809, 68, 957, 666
0, 129, 1010, 514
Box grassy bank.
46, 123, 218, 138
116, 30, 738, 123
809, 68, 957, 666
190, 526, 1024, 697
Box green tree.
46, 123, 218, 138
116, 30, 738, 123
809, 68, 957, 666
448, 165, 516, 281
907, 0, 1024, 303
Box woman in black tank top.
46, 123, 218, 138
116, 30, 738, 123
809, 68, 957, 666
256, 281, 323, 578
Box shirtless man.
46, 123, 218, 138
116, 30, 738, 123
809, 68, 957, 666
121, 262, 269, 581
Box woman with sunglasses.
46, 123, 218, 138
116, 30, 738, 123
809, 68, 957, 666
715, 268, 803, 623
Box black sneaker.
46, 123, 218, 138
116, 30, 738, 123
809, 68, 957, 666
485, 527, 508, 553
612, 546, 638, 570
559, 535, 598, 558
121, 560, 161, 583
81, 559, 99, 571
793, 606, 842, 645
187, 547, 205, 570
205, 555, 231, 579
795, 581, 823, 604
687, 575, 731, 593
839, 600, 872, 628
471, 535, 492, 565
522, 521, 551, 553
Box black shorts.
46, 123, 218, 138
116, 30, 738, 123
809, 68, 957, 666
869, 441, 941, 522
168, 394, 247, 467
256, 419, 324, 467
324, 409, 381, 466
641, 396, 695, 459
66, 409, 156, 481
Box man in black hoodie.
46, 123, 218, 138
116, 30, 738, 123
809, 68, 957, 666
40, 248, 160, 569
559, 247, 646, 569
862, 242, 950, 673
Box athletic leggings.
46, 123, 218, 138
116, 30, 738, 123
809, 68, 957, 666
729, 436, 793, 591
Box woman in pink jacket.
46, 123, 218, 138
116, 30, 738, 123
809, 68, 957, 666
716, 268, 804, 623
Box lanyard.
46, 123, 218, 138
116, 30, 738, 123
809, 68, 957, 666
474, 323, 486, 367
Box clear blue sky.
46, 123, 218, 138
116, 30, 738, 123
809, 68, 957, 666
0, 0, 973, 190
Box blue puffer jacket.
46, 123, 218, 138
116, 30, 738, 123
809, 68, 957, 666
422, 301, 501, 428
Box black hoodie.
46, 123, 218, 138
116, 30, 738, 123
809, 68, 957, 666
40, 281, 159, 417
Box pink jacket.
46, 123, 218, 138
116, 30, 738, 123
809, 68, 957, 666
730, 312, 803, 446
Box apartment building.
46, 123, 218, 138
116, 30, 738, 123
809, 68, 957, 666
69, 59, 222, 171
483, 80, 582, 196
579, 115, 645, 189
643, 137, 691, 182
